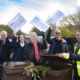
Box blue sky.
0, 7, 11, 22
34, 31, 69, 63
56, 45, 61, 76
0, 0, 76, 9
0, 0, 80, 33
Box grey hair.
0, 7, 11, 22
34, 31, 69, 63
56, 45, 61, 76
1, 30, 7, 35
30, 32, 37, 37
54, 29, 61, 34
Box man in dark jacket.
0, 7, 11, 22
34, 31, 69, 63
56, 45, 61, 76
46, 24, 68, 54
0, 31, 11, 80
61, 30, 80, 80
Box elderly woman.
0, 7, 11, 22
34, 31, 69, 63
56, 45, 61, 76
22, 32, 47, 65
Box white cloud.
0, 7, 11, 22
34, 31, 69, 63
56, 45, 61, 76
3, 0, 13, 4
76, 0, 80, 6
22, 0, 76, 33
0, 0, 78, 34
0, 7, 3, 9
0, 6, 37, 34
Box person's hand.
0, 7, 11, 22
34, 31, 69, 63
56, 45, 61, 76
55, 53, 62, 57
13, 31, 17, 37
49, 24, 54, 30
61, 53, 69, 59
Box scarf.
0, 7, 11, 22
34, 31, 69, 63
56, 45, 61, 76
31, 40, 39, 62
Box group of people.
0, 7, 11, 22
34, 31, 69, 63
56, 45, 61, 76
0, 24, 80, 80
0, 30, 47, 64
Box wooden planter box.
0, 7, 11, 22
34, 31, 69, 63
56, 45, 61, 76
2, 61, 32, 80
39, 54, 73, 80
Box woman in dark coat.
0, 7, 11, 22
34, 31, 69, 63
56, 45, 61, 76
10, 31, 26, 61
22, 32, 47, 65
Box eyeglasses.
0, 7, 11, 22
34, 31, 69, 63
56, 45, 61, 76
55, 33, 61, 34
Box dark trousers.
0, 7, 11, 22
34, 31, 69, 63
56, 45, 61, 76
73, 73, 80, 80
0, 66, 2, 80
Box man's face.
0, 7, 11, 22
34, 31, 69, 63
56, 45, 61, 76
76, 32, 80, 42
1, 32, 7, 40
55, 30, 61, 40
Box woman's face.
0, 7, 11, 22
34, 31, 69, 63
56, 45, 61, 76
19, 35, 25, 43
30, 34, 37, 43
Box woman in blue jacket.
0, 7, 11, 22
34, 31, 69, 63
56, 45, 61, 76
10, 31, 26, 61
